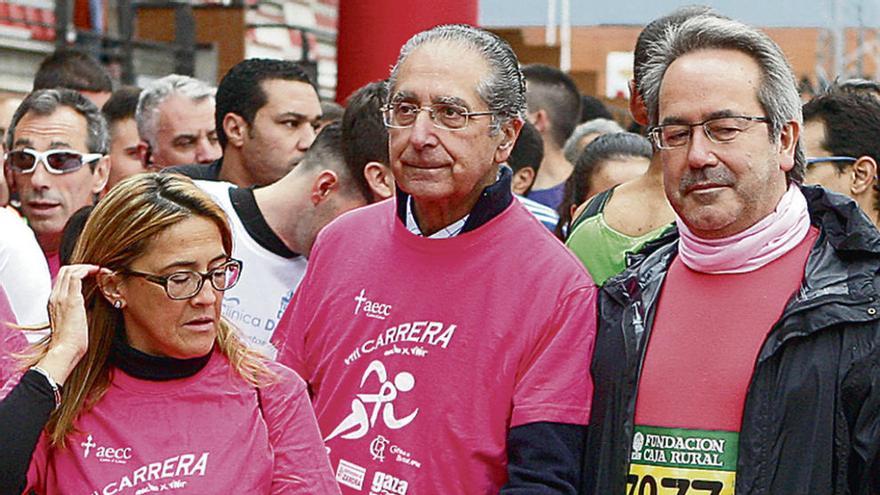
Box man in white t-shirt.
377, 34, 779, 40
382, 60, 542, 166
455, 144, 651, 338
196, 122, 384, 356
0, 207, 51, 338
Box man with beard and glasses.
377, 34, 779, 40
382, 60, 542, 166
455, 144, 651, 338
5, 89, 109, 280
583, 14, 880, 495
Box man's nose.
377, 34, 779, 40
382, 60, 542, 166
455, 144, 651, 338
408, 109, 439, 149
195, 136, 220, 164
298, 123, 317, 151
686, 126, 719, 169
28, 160, 53, 187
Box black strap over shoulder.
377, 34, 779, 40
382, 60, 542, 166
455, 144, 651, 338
570, 186, 616, 232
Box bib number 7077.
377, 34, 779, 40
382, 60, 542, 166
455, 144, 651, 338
626, 474, 723, 495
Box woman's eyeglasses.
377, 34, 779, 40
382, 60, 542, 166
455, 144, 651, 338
121, 259, 243, 300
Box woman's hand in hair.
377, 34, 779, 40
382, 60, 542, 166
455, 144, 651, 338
37, 264, 101, 386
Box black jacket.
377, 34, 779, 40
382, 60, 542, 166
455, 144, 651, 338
162, 158, 223, 181
583, 185, 880, 495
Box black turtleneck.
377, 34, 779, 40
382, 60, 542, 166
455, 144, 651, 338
109, 327, 212, 381
0, 329, 212, 493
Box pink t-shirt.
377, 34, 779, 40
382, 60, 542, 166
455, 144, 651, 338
273, 198, 596, 494
24, 349, 340, 495
635, 227, 817, 430
0, 286, 25, 387
626, 228, 816, 493
45, 251, 60, 282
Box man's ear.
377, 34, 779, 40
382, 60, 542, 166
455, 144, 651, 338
96, 268, 126, 308
310, 170, 340, 206
531, 109, 550, 135
90, 156, 110, 195
777, 121, 800, 172
364, 162, 394, 201
137, 141, 152, 169
222, 113, 248, 148
494, 118, 523, 164
851, 156, 878, 195
511, 167, 535, 195
628, 80, 648, 126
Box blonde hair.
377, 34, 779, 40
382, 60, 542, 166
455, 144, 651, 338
25, 173, 275, 447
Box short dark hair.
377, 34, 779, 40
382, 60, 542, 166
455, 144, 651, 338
556, 132, 652, 239
300, 122, 343, 169
633, 6, 720, 92
33, 48, 113, 93
7, 88, 109, 155
507, 120, 543, 177
102, 86, 142, 127
300, 123, 364, 200
803, 87, 880, 212
215, 58, 315, 148
341, 81, 388, 203
580, 95, 613, 123
522, 64, 581, 149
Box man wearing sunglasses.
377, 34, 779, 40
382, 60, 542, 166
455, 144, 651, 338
802, 87, 880, 227
4, 89, 109, 279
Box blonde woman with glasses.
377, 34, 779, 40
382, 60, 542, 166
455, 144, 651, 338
0, 173, 339, 494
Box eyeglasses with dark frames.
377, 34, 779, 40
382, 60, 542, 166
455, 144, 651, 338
649, 116, 770, 150
382, 101, 494, 131
121, 259, 243, 300
805, 156, 858, 168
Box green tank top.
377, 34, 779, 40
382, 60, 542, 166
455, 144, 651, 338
565, 188, 671, 285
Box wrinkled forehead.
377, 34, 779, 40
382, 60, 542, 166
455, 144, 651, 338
13, 106, 90, 151
389, 41, 491, 108
658, 48, 764, 123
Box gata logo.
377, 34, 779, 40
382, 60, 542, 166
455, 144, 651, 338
370, 471, 409, 495
354, 289, 392, 320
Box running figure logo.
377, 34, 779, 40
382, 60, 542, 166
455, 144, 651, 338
326, 360, 419, 441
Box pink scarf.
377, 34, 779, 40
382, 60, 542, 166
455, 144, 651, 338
676, 185, 810, 274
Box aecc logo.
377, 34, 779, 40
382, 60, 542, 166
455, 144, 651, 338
354, 289, 393, 320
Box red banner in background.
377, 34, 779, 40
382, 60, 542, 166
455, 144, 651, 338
335, 0, 478, 104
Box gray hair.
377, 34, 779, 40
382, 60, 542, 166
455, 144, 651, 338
136, 74, 215, 147
563, 118, 624, 163
641, 15, 805, 182
386, 24, 526, 134
6, 88, 108, 154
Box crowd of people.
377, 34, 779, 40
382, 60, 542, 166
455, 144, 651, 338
0, 5, 879, 495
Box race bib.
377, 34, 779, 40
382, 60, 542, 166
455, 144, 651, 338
626, 426, 738, 495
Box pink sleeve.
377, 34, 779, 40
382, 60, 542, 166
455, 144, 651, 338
271, 288, 308, 379
510, 285, 597, 428
0, 286, 26, 389
272, 235, 328, 380
261, 363, 340, 495
23, 433, 49, 494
